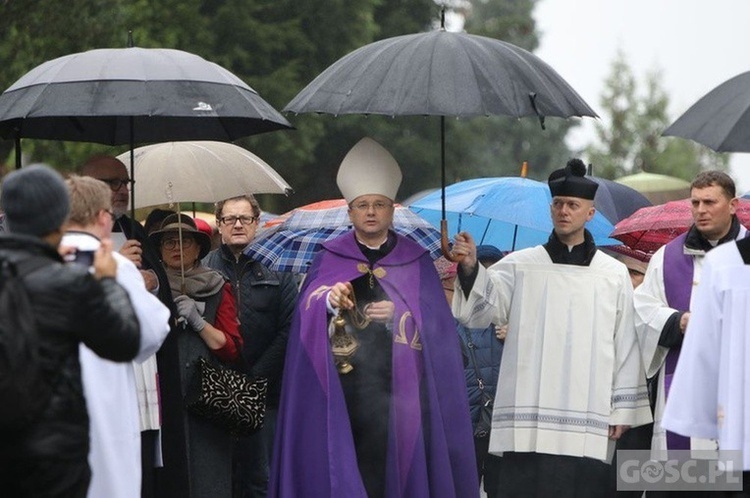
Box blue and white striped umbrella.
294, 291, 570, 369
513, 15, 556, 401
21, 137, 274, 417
245, 200, 441, 273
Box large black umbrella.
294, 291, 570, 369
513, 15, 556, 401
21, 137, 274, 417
0, 46, 293, 214
284, 13, 596, 258
663, 71, 750, 152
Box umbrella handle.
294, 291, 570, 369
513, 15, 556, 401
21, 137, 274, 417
441, 220, 464, 263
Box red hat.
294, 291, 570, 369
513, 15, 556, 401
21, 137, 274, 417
193, 217, 214, 240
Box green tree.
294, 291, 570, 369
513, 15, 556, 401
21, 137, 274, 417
0, 0, 581, 213
585, 51, 727, 181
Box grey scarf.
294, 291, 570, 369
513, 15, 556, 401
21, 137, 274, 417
165, 263, 225, 299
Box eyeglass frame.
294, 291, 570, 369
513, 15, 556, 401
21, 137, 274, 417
99, 178, 135, 191
349, 200, 394, 212
160, 236, 197, 250
218, 215, 258, 226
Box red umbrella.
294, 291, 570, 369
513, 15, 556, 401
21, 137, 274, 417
611, 198, 750, 253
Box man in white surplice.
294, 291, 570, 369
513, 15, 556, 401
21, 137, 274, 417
451, 159, 651, 497
63, 175, 171, 498
661, 235, 750, 476
633, 170, 744, 459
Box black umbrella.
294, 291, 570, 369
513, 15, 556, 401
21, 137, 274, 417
0, 45, 292, 213
588, 176, 652, 224
663, 71, 750, 152
284, 11, 596, 258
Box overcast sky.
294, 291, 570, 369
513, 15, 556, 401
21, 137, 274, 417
532, 0, 750, 192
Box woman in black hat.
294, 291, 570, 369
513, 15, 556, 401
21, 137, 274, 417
150, 213, 242, 498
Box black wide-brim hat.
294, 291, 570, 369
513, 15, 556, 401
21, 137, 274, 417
149, 213, 212, 259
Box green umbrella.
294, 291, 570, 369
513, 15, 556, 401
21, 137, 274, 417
615, 172, 690, 205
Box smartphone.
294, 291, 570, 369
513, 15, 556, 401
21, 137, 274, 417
70, 249, 95, 267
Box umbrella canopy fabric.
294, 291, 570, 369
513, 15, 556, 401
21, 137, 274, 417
615, 172, 691, 193
408, 177, 620, 251
588, 176, 652, 224
615, 172, 691, 205
284, 30, 596, 120
0, 47, 291, 145
662, 71, 750, 152
283, 24, 597, 255
115, 141, 292, 209
611, 198, 750, 253
245, 199, 442, 273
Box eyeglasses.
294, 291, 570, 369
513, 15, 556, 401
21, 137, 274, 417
219, 215, 257, 226
99, 178, 134, 191
103, 209, 115, 222
350, 201, 393, 212
161, 237, 196, 250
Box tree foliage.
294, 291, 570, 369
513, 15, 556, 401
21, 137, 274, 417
584, 51, 728, 181
0, 0, 582, 212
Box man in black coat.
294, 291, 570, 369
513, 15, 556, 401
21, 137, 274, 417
0, 164, 141, 498
204, 195, 298, 498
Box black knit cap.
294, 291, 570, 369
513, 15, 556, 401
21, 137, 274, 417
548, 158, 598, 200
1, 163, 70, 237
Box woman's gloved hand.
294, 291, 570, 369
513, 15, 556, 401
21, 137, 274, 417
174, 295, 206, 332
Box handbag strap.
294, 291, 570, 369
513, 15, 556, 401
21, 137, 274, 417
464, 328, 486, 393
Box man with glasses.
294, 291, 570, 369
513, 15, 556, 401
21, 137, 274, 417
62, 175, 170, 498
79, 155, 178, 498
79, 155, 164, 294
204, 195, 298, 498
269, 138, 477, 497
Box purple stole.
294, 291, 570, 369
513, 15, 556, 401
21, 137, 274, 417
662, 232, 692, 449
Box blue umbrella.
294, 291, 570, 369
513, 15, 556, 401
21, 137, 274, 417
408, 177, 620, 251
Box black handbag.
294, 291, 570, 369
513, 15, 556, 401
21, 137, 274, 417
185, 356, 268, 436
466, 330, 493, 439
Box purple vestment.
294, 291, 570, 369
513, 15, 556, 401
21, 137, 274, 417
662, 232, 692, 450
269, 231, 478, 498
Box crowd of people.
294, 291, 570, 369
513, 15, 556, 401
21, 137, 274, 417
0, 137, 749, 498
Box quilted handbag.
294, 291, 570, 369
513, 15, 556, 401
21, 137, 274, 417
185, 356, 268, 436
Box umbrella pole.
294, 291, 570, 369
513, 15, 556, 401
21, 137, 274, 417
14, 135, 21, 169
178, 208, 186, 294
130, 116, 135, 220
439, 116, 463, 262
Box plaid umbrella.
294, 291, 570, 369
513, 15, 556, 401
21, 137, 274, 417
611, 198, 750, 253
245, 199, 441, 273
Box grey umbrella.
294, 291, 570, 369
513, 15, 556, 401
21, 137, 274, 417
284, 12, 596, 258
663, 71, 750, 152
0, 45, 292, 214
0, 47, 291, 146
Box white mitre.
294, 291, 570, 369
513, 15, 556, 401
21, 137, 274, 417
336, 137, 402, 203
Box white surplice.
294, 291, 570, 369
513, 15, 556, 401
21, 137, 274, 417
453, 246, 652, 463
632, 228, 746, 457
63, 232, 171, 498
662, 241, 750, 470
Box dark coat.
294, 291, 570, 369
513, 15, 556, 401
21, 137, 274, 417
204, 245, 297, 407
0, 234, 141, 498
457, 323, 503, 428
